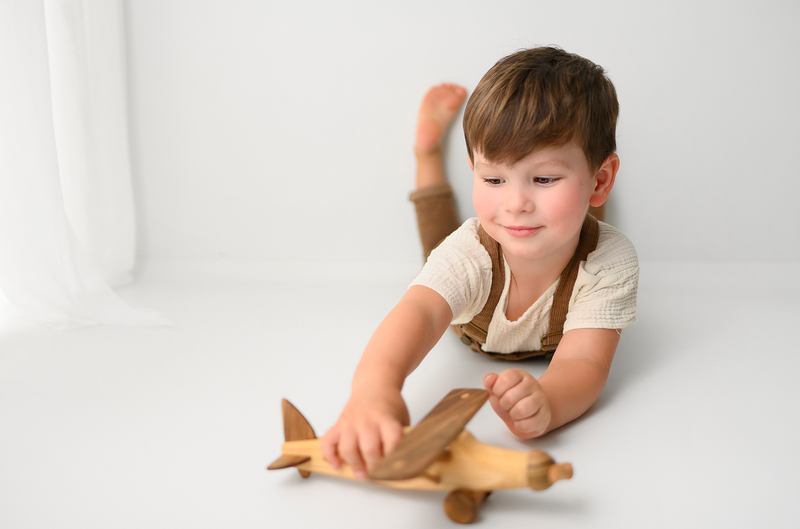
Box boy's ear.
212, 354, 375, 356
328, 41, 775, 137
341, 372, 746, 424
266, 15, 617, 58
467, 156, 474, 171
589, 153, 619, 208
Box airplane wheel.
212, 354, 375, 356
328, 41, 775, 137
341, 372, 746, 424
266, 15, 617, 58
443, 489, 491, 524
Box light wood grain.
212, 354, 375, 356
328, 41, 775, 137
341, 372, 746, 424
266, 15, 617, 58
368, 388, 489, 481
277, 429, 570, 492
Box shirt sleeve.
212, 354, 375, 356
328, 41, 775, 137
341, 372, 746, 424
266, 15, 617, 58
563, 222, 640, 332
408, 218, 493, 324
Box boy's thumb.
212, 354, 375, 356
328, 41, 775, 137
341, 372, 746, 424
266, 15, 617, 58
483, 372, 498, 391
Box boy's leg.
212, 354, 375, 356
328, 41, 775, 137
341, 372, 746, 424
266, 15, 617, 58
410, 178, 458, 261
409, 84, 467, 261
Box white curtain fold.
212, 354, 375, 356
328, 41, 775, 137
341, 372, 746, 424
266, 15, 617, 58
0, 0, 169, 329
45, 0, 137, 287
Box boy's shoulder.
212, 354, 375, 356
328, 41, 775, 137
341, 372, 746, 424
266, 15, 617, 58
586, 221, 639, 276
421, 217, 493, 273
455, 217, 482, 239
434, 218, 488, 260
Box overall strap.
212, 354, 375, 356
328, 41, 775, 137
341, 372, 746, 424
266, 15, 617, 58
458, 226, 505, 344
456, 215, 600, 358
540, 214, 600, 351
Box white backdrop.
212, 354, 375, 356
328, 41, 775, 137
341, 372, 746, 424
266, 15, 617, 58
124, 0, 800, 265
3, 3, 800, 526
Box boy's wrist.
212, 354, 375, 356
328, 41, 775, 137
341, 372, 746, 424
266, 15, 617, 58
351, 362, 407, 396
351, 381, 402, 399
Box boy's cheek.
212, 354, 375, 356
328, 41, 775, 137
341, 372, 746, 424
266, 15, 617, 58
472, 180, 497, 210
471, 192, 489, 216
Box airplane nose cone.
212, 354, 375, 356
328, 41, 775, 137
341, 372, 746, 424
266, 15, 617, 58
548, 462, 574, 483
527, 449, 573, 491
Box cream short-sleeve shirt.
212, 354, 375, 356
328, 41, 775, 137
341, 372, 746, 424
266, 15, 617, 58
410, 218, 639, 354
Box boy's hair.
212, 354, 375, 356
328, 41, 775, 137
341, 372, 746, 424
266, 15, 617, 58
463, 47, 619, 171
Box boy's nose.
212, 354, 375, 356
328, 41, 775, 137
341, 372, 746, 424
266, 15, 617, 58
503, 189, 534, 214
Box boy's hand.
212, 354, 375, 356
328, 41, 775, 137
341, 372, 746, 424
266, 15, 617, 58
320, 390, 409, 479
483, 369, 551, 439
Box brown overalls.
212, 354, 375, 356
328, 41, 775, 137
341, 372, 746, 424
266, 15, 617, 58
410, 182, 600, 360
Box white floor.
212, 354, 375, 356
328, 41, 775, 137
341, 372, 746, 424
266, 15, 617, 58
1, 259, 798, 528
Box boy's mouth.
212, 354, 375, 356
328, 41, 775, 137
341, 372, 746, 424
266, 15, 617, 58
504, 225, 541, 237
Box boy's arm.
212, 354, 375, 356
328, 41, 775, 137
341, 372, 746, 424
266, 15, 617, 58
321, 285, 452, 477
484, 327, 619, 437
538, 327, 619, 432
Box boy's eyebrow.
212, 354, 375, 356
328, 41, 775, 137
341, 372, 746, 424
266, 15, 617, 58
532, 158, 572, 170
474, 158, 573, 170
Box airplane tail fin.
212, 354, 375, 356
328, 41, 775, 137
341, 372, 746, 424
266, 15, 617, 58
280, 399, 317, 442
267, 399, 316, 476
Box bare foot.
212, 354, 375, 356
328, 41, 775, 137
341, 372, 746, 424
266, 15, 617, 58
415, 83, 467, 155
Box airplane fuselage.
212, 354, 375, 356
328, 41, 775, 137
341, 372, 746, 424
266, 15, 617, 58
279, 428, 539, 491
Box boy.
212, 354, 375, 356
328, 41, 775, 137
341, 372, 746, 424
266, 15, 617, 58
321, 47, 639, 479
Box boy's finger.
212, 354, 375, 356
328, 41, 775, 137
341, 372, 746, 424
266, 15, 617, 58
338, 430, 367, 479
513, 415, 546, 437
379, 421, 404, 457
359, 428, 384, 471
508, 393, 541, 421
320, 431, 342, 469
487, 394, 509, 421
491, 369, 526, 397
497, 379, 534, 412
483, 372, 499, 391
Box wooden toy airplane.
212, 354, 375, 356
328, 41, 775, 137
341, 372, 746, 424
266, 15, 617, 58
267, 388, 573, 523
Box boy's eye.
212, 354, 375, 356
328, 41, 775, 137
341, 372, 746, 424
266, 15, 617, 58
535, 177, 558, 185
483, 178, 503, 186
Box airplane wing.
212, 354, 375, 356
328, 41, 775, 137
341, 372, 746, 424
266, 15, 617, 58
368, 388, 489, 481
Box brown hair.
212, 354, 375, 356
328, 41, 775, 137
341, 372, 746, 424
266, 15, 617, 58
463, 47, 619, 170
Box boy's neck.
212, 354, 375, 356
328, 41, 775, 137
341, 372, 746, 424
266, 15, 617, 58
501, 233, 581, 322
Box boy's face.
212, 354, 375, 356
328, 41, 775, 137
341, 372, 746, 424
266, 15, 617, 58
470, 142, 611, 265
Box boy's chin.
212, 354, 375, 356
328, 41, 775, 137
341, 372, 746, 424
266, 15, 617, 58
498, 240, 549, 261
499, 233, 579, 264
